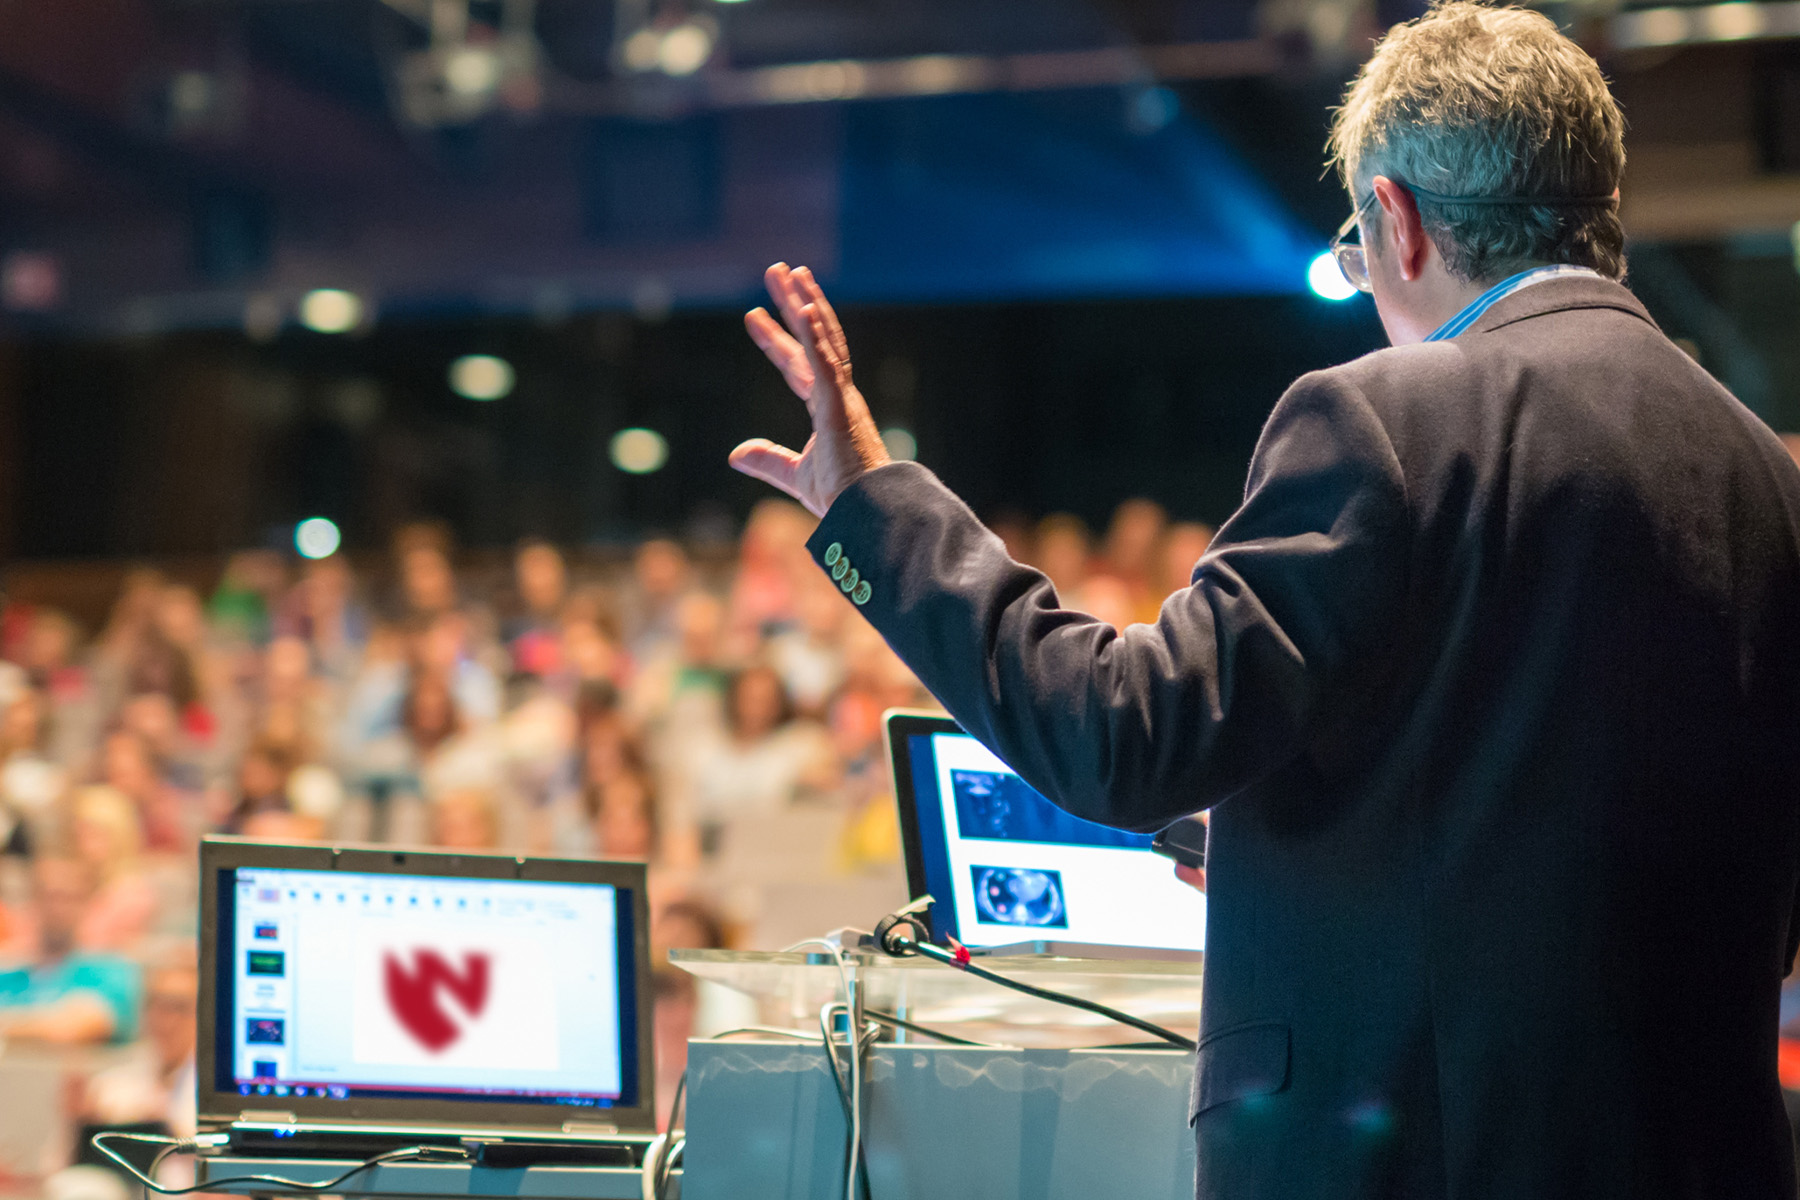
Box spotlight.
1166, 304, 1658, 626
294, 517, 342, 560
448, 354, 515, 401
1307, 253, 1358, 302
299, 289, 362, 333
610, 428, 669, 474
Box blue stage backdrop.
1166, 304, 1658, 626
834, 90, 1323, 303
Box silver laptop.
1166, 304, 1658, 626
197, 837, 656, 1160
884, 711, 1205, 961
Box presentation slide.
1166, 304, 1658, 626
228, 868, 624, 1102
926, 733, 1206, 952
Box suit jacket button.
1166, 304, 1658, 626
852, 581, 871, 606
840, 567, 860, 593
831, 557, 849, 582
824, 542, 843, 567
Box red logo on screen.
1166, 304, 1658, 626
383, 950, 490, 1052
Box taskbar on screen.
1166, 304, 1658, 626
231, 1078, 621, 1107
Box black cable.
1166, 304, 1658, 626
817, 1003, 876, 1200
907, 941, 1196, 1050
91, 1132, 472, 1195
142, 1142, 179, 1200
653, 1139, 684, 1200
862, 1007, 994, 1047
666, 1069, 688, 1135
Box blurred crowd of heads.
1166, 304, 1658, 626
0, 495, 1210, 1135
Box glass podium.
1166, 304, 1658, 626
672, 949, 1203, 1200
670, 947, 1202, 1047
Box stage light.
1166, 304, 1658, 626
299, 289, 362, 333
881, 427, 917, 461
610, 428, 669, 474
1307, 253, 1358, 302
294, 517, 341, 560
443, 46, 502, 97
659, 22, 714, 75
448, 354, 515, 401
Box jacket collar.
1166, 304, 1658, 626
1462, 272, 1659, 338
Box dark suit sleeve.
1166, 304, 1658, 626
807, 371, 1411, 832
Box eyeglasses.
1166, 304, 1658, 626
1330, 190, 1379, 294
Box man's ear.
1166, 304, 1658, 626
1371, 175, 1430, 283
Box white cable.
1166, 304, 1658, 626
639, 1133, 668, 1200
784, 937, 861, 1200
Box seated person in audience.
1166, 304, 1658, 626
431, 787, 501, 851
0, 857, 141, 1044
689, 664, 835, 837
767, 571, 848, 718
394, 528, 459, 621
0, 686, 64, 857
99, 726, 194, 855
650, 899, 731, 1132
238, 810, 324, 842
590, 770, 657, 860
277, 555, 367, 681
505, 539, 568, 676
80, 958, 198, 1139
68, 785, 159, 952
624, 538, 691, 662
218, 737, 296, 834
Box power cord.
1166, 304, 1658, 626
783, 937, 866, 1200
863, 1007, 995, 1047
641, 1070, 687, 1200
872, 898, 1198, 1051
90, 1131, 473, 1197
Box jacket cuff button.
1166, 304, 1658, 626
852, 581, 871, 606
823, 542, 843, 567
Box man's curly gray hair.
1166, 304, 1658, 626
1327, 1, 1627, 283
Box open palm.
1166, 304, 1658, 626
730, 263, 890, 517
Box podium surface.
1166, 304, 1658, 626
673, 949, 1202, 1200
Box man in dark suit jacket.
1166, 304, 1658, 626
730, 4, 1800, 1195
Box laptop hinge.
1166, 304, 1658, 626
236, 1110, 297, 1123
560, 1121, 618, 1135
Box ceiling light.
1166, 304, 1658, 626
299, 289, 363, 333
294, 517, 342, 560
448, 354, 516, 401
610, 428, 669, 474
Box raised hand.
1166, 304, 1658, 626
730, 263, 891, 517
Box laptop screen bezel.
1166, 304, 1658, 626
882, 709, 967, 943
196, 836, 655, 1134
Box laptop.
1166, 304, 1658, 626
884, 711, 1205, 961
196, 837, 656, 1162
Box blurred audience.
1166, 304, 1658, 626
0, 858, 141, 1044
0, 496, 1228, 1178
79, 957, 197, 1137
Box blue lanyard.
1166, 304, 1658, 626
1425, 265, 1603, 342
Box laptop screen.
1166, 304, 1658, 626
890, 716, 1206, 954
212, 865, 638, 1112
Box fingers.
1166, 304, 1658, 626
744, 307, 814, 401
766, 264, 851, 372
728, 438, 805, 498
764, 262, 811, 346
792, 267, 850, 368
